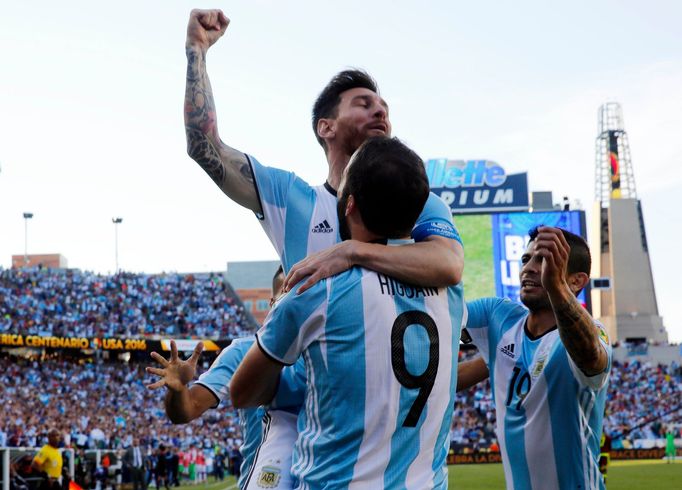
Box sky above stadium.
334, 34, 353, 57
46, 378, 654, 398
1, 1, 681, 341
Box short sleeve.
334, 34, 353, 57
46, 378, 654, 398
33, 447, 48, 465
248, 155, 296, 258
466, 298, 519, 366
195, 338, 253, 407
465, 299, 494, 365
567, 321, 613, 391
411, 192, 462, 244
256, 280, 329, 366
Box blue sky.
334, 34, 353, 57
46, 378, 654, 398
1, 1, 681, 340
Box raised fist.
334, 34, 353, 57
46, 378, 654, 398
186, 9, 229, 51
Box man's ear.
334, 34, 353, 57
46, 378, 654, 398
567, 272, 590, 295
317, 118, 335, 141
345, 194, 356, 217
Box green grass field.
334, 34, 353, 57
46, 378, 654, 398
452, 214, 495, 300
174, 460, 682, 489
447, 460, 682, 489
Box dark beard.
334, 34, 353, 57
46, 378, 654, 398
337, 193, 351, 241
520, 292, 552, 312
342, 125, 367, 156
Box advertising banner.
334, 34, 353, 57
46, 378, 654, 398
491, 211, 588, 307
426, 159, 529, 214
0, 333, 230, 352
610, 448, 682, 460
447, 452, 502, 465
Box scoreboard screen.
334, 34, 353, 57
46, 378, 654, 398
453, 210, 588, 308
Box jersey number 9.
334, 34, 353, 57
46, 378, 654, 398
390, 310, 439, 427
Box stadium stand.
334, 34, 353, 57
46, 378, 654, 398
604, 359, 682, 448
0, 267, 254, 338
0, 356, 244, 456
451, 349, 497, 452
2, 354, 679, 456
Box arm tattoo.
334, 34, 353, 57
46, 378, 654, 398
554, 298, 601, 369
239, 160, 255, 184
186, 128, 225, 188
184, 46, 226, 187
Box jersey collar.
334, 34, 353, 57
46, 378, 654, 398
324, 181, 337, 197
523, 318, 558, 341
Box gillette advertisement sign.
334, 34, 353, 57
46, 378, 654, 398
426, 159, 529, 214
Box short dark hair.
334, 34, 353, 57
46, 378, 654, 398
344, 137, 429, 239
312, 69, 378, 149
528, 226, 591, 275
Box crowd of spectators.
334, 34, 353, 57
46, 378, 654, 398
0, 357, 243, 456
1, 352, 680, 461
604, 359, 682, 447
0, 267, 251, 339
450, 348, 497, 451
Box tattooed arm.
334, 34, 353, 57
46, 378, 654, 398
534, 227, 608, 376
184, 9, 262, 214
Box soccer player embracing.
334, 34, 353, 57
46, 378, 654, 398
231, 137, 465, 489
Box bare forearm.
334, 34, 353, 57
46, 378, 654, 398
550, 288, 606, 375
185, 45, 224, 183
456, 357, 489, 392
164, 386, 201, 424
353, 238, 463, 287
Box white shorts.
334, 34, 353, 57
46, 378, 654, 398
243, 410, 297, 490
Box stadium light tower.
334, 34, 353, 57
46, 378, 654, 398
595, 102, 637, 205
112, 217, 123, 272
591, 102, 666, 344
23, 212, 33, 266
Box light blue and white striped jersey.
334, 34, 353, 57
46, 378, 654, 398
248, 155, 462, 274
196, 338, 261, 489
466, 298, 612, 490
196, 337, 304, 489
257, 267, 465, 489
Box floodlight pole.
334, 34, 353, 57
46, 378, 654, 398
23, 212, 33, 266
112, 217, 123, 272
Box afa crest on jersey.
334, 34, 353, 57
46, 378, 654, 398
531, 354, 547, 378
598, 325, 610, 345
257, 465, 281, 488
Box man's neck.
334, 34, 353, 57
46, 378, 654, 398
350, 228, 380, 244
526, 308, 557, 338
325, 149, 351, 190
